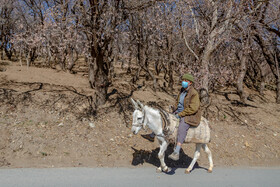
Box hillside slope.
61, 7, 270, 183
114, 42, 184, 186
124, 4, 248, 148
0, 62, 279, 168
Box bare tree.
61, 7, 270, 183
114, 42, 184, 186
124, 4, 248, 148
251, 0, 280, 103
0, 0, 16, 60
6, 0, 280, 108
178, 0, 233, 104
71, 0, 125, 107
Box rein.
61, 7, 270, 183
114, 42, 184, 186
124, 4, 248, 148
132, 124, 142, 127
156, 108, 177, 138
158, 108, 170, 134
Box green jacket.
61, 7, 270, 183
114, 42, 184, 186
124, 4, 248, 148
175, 86, 202, 126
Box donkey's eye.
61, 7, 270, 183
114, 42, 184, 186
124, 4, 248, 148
137, 117, 142, 120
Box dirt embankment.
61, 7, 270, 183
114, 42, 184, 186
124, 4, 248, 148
0, 63, 280, 168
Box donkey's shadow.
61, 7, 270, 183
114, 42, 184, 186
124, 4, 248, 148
131, 144, 207, 175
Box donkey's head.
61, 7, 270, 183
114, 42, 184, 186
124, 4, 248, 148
130, 98, 145, 135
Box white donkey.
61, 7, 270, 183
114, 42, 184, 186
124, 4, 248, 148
130, 98, 213, 174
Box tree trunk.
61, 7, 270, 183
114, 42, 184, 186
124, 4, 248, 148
1, 36, 4, 60
67, 58, 75, 73
237, 53, 247, 103
276, 56, 280, 104
67, 49, 78, 73
201, 58, 209, 89
200, 44, 211, 102
108, 56, 115, 81
144, 57, 157, 91
26, 49, 30, 67
237, 39, 249, 103
95, 54, 109, 106
251, 53, 266, 95
19, 48, 22, 67
126, 57, 132, 74
167, 59, 174, 90
88, 48, 109, 107
126, 47, 133, 74
257, 63, 266, 96
155, 60, 161, 75
132, 66, 141, 83
25, 47, 37, 67
4, 48, 12, 60
47, 46, 52, 66
276, 79, 280, 104
1, 46, 4, 60
259, 74, 265, 96
59, 55, 66, 70
88, 56, 95, 88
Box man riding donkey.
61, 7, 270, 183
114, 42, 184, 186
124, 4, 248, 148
142, 73, 202, 161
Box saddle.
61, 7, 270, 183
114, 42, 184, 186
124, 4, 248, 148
159, 109, 211, 144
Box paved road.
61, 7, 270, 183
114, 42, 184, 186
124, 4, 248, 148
0, 167, 280, 187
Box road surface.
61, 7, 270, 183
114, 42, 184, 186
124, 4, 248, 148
0, 167, 279, 187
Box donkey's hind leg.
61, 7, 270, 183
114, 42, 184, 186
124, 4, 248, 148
156, 138, 169, 173
202, 144, 213, 173
185, 143, 202, 174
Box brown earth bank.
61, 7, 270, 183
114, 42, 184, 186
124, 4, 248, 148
0, 62, 280, 169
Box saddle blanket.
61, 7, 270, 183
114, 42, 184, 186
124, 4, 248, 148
166, 115, 211, 144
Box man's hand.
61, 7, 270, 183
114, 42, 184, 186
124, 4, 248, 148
175, 114, 180, 119
169, 105, 175, 113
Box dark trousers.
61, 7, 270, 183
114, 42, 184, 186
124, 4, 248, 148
177, 117, 190, 144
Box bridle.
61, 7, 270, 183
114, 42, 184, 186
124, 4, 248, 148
132, 123, 143, 127
131, 107, 172, 138
132, 109, 146, 128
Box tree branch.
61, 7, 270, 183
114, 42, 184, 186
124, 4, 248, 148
182, 32, 199, 61
188, 2, 200, 39
123, 0, 166, 11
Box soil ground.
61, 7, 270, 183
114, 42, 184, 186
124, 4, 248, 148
0, 61, 280, 169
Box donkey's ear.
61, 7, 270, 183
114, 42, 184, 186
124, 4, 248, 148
136, 100, 144, 109
130, 98, 139, 109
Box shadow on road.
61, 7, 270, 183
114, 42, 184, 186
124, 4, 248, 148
131, 144, 208, 175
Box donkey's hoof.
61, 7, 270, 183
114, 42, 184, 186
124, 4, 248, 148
162, 166, 169, 173
207, 169, 213, 173
156, 167, 162, 173
185, 169, 191, 174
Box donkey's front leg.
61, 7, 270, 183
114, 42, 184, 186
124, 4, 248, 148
156, 138, 169, 173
